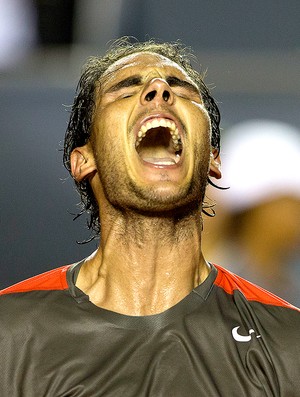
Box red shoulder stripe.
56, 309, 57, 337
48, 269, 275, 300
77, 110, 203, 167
0, 265, 71, 295
214, 264, 300, 311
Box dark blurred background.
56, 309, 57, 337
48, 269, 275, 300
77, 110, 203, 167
1, 1, 299, 295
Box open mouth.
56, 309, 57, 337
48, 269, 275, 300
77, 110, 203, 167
135, 118, 183, 166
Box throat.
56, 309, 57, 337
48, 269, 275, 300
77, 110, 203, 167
76, 214, 206, 316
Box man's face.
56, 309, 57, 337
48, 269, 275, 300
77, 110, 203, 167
90, 52, 213, 213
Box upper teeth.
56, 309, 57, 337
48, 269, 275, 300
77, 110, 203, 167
136, 118, 181, 151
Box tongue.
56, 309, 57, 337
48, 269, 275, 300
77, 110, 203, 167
138, 145, 176, 165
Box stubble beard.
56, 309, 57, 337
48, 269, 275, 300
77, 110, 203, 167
95, 146, 209, 219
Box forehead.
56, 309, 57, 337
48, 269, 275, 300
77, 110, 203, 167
101, 52, 193, 82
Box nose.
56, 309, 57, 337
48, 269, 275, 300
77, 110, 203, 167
140, 78, 174, 106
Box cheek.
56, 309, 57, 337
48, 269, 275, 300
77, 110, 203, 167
189, 108, 211, 147
91, 116, 130, 179
191, 115, 212, 175
92, 106, 127, 148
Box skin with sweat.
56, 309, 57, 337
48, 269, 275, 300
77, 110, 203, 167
70, 53, 221, 316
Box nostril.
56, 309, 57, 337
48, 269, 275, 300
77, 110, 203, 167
163, 90, 170, 102
145, 90, 156, 101
144, 90, 171, 102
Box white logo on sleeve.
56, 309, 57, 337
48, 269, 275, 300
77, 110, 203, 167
232, 326, 261, 342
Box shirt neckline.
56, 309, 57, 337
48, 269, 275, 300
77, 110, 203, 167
66, 259, 218, 329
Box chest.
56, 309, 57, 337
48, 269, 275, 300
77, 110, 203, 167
2, 309, 281, 397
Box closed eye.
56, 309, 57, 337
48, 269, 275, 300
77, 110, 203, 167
117, 89, 140, 100
104, 75, 142, 100
120, 93, 135, 99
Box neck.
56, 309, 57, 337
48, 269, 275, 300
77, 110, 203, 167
76, 206, 210, 316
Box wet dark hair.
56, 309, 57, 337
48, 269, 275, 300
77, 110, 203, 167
63, 37, 221, 237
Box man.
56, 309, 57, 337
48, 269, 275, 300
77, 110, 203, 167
1, 38, 299, 396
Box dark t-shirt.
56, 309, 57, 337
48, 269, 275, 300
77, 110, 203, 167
1, 262, 299, 396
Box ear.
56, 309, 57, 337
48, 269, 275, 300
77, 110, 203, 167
209, 148, 222, 180
70, 143, 97, 182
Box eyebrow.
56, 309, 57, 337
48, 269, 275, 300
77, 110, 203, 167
105, 75, 143, 93
166, 76, 200, 95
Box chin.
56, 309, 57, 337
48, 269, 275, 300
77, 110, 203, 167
126, 181, 203, 214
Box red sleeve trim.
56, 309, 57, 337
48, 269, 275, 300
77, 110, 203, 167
0, 265, 71, 295
214, 264, 300, 311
